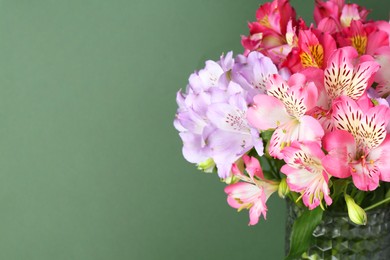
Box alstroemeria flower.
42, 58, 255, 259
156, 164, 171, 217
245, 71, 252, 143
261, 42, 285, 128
207, 88, 264, 178
281, 141, 332, 210
322, 96, 390, 191
247, 73, 324, 159
324, 47, 380, 101
241, 0, 300, 64
311, 46, 380, 132
225, 155, 278, 225
283, 29, 336, 73
231, 51, 278, 102
314, 0, 369, 30
175, 50, 288, 178
338, 20, 389, 56
174, 53, 235, 169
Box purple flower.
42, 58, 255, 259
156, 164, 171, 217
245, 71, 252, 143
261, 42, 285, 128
231, 51, 279, 102
174, 51, 279, 178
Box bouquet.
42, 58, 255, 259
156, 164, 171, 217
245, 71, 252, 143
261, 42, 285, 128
174, 0, 390, 258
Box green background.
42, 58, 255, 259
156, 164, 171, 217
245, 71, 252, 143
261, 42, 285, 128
0, 0, 388, 259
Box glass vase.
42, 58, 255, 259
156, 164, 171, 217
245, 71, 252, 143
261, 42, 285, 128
285, 201, 390, 259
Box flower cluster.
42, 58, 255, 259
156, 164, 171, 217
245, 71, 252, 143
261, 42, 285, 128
174, 0, 390, 229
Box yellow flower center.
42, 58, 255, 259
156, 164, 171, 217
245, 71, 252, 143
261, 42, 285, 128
351, 35, 367, 55
259, 15, 271, 28
300, 44, 324, 68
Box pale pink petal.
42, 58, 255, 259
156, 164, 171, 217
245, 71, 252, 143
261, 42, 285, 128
243, 155, 264, 179
322, 130, 356, 178
346, 60, 380, 99
266, 74, 289, 100
351, 163, 380, 191
288, 74, 319, 111
247, 94, 291, 130
269, 120, 298, 159
368, 136, 390, 182
332, 96, 362, 139
224, 182, 267, 225
249, 194, 267, 224
269, 116, 323, 159
340, 4, 361, 27
298, 115, 324, 143
324, 47, 379, 100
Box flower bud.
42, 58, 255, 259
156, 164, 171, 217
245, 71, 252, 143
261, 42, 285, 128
345, 194, 367, 225
278, 178, 289, 198
197, 158, 215, 173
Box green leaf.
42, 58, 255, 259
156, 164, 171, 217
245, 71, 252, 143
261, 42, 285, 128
285, 207, 323, 260
330, 178, 349, 206
331, 179, 348, 197
385, 188, 390, 199
260, 129, 274, 158
260, 129, 274, 143
353, 190, 365, 205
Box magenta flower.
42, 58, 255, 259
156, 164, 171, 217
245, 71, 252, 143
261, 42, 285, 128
314, 0, 369, 30
241, 0, 299, 64
282, 28, 336, 73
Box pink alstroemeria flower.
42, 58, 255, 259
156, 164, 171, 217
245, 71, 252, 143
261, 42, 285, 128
311, 46, 380, 132
324, 47, 380, 101
314, 0, 369, 30
241, 0, 300, 64
323, 96, 390, 191
247, 73, 324, 159
338, 20, 389, 56
225, 155, 278, 225
283, 29, 336, 73
281, 141, 332, 210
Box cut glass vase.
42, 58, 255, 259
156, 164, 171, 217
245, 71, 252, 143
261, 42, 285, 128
285, 201, 390, 259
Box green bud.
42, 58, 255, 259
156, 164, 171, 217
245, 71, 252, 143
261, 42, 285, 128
278, 178, 289, 198
222, 175, 239, 185
197, 158, 215, 173
345, 194, 367, 225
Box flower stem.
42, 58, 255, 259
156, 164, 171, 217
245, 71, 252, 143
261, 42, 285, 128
364, 196, 390, 211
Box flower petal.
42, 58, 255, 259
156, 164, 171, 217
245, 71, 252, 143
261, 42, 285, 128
322, 130, 355, 179
247, 94, 290, 130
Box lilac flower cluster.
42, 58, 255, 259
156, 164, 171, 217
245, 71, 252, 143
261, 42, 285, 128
174, 51, 282, 178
